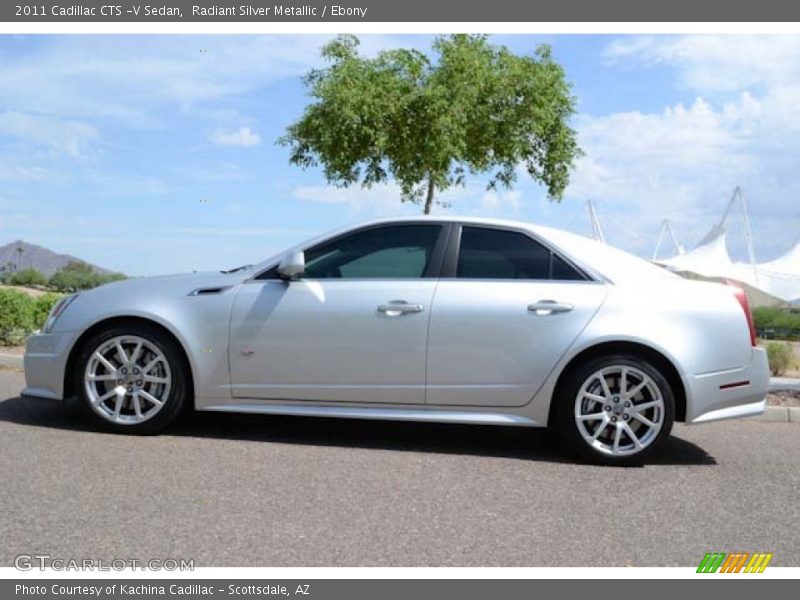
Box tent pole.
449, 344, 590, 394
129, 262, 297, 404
737, 187, 759, 285
718, 187, 738, 228
652, 220, 666, 260
586, 200, 606, 243
652, 219, 684, 260
666, 220, 684, 255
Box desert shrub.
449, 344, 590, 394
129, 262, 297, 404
766, 341, 795, 376
49, 261, 126, 292
0, 288, 35, 345
9, 268, 48, 287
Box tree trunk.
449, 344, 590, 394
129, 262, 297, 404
423, 177, 435, 215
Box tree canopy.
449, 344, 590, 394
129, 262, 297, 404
281, 34, 581, 214
9, 268, 47, 287
48, 261, 126, 292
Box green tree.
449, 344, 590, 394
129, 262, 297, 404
96, 272, 127, 286
9, 268, 48, 287
48, 261, 125, 292
49, 261, 97, 292
281, 35, 581, 214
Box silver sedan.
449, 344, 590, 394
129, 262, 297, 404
23, 217, 769, 465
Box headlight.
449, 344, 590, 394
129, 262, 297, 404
43, 294, 79, 333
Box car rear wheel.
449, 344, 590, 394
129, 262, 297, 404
74, 324, 189, 434
552, 354, 675, 465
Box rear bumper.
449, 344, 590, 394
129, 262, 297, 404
21, 330, 76, 401
686, 347, 770, 424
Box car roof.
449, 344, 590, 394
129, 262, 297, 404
352, 214, 539, 230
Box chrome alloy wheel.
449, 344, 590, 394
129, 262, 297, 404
84, 335, 172, 425
573, 365, 665, 457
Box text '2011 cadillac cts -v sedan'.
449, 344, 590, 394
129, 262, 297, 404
23, 217, 769, 464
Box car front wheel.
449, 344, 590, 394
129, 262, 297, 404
552, 354, 675, 465
74, 323, 189, 434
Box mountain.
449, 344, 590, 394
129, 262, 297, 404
0, 240, 115, 277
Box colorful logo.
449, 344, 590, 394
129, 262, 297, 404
697, 552, 773, 573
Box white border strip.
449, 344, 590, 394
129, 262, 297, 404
1, 16, 798, 583
2, 567, 800, 579
2, 22, 800, 34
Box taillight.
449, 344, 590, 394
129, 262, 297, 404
729, 285, 757, 346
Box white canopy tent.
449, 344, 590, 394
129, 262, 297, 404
653, 188, 800, 304
655, 228, 800, 305
656, 224, 735, 280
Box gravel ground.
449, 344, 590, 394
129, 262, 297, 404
1, 369, 799, 567
767, 390, 800, 407
0, 346, 25, 355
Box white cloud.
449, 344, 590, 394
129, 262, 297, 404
209, 126, 261, 147
291, 182, 482, 216
83, 171, 169, 197
0, 163, 49, 182
0, 36, 323, 122
0, 110, 99, 157
0, 35, 421, 126
604, 35, 800, 95
570, 37, 800, 260
291, 183, 412, 216
479, 190, 522, 215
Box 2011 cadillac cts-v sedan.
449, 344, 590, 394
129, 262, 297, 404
23, 217, 769, 464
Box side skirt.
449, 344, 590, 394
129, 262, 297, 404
199, 402, 542, 427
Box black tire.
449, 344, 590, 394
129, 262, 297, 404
551, 354, 675, 466
74, 322, 190, 434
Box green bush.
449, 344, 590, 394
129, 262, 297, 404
765, 341, 795, 376
0, 288, 35, 346
753, 307, 800, 331
32, 292, 63, 330
9, 268, 48, 287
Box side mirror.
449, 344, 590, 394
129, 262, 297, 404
277, 251, 305, 281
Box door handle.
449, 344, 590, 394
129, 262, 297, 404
377, 301, 425, 316
527, 300, 574, 315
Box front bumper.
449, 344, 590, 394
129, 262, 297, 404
686, 347, 770, 424
22, 330, 77, 401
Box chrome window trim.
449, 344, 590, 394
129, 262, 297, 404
445, 221, 605, 283
244, 219, 609, 285
247, 221, 450, 282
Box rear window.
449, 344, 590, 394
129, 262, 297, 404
533, 226, 678, 282
456, 226, 586, 281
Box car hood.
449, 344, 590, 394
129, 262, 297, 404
85, 269, 254, 296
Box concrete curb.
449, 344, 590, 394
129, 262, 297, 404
747, 406, 800, 424
770, 377, 800, 392
0, 353, 23, 369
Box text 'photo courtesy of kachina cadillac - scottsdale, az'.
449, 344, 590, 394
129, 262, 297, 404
1, 0, 800, 595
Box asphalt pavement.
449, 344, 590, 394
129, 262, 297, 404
1, 368, 798, 567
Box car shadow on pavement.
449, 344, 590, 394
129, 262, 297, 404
1, 394, 717, 466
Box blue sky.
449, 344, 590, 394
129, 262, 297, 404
1, 34, 799, 275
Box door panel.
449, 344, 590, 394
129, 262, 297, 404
228, 280, 436, 403
426, 281, 607, 406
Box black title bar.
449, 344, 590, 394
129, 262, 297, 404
4, 0, 800, 22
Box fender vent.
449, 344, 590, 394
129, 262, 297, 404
188, 286, 231, 296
